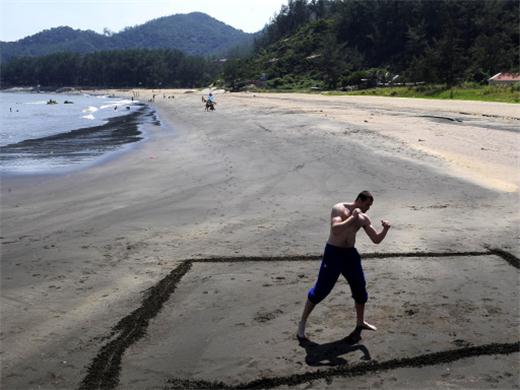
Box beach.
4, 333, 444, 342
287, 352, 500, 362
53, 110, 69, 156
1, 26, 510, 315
1, 90, 518, 389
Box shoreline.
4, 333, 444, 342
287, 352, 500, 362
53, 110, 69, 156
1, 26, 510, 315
1, 90, 518, 389
3, 85, 519, 104
0, 100, 158, 177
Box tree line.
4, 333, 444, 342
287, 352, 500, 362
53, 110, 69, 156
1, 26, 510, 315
1, 48, 220, 88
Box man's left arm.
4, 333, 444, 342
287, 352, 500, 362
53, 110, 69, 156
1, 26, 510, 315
362, 217, 391, 244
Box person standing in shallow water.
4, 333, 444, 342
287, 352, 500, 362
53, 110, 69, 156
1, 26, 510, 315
297, 191, 391, 341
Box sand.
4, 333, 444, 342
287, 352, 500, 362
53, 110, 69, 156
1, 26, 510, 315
1, 90, 518, 389
118, 255, 518, 389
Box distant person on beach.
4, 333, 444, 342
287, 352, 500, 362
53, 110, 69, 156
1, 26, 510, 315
203, 92, 216, 111
297, 191, 391, 341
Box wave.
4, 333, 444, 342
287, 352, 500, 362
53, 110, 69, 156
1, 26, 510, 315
25, 100, 48, 105
82, 106, 99, 113
100, 103, 117, 110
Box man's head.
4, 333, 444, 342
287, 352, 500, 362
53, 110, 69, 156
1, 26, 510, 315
355, 190, 374, 212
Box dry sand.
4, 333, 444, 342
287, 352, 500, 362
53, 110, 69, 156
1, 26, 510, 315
1, 90, 518, 389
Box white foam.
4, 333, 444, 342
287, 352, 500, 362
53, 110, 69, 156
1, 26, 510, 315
99, 103, 117, 110
113, 99, 134, 105
83, 106, 98, 113
82, 114, 95, 120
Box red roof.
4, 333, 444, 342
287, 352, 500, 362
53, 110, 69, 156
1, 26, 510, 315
489, 72, 520, 81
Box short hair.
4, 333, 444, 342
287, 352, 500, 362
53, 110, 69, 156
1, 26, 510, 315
356, 190, 373, 202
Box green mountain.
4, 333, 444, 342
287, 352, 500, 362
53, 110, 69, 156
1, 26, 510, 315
0, 12, 254, 62
223, 0, 520, 90
3, 1, 518, 90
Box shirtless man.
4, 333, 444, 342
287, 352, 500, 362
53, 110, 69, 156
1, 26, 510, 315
297, 191, 391, 340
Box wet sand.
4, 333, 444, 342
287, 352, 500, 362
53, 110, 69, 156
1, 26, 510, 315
1, 91, 519, 389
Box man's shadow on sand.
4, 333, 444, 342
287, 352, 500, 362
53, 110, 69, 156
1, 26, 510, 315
297, 328, 371, 367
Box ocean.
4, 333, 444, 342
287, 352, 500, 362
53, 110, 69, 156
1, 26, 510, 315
0, 91, 158, 175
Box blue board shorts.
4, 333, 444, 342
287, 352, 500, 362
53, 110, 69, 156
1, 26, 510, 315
308, 243, 368, 305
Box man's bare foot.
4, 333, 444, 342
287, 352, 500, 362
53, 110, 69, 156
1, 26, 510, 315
297, 321, 307, 339
356, 321, 377, 331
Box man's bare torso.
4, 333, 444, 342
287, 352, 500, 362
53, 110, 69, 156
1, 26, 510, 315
327, 202, 370, 248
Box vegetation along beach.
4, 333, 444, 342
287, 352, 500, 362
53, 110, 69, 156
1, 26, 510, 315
1, 1, 519, 389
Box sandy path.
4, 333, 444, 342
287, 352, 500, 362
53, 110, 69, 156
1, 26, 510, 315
1, 90, 518, 389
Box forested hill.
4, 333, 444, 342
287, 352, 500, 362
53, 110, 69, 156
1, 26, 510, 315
2, 1, 518, 90
223, 0, 520, 90
0, 12, 254, 62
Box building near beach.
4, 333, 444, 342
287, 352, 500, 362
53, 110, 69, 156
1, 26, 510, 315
488, 72, 520, 85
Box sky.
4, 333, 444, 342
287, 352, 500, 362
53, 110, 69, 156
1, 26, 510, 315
0, 0, 288, 42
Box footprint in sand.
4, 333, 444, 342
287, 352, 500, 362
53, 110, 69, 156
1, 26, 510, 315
253, 309, 284, 323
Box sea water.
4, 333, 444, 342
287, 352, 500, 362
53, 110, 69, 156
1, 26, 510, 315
0, 91, 157, 174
